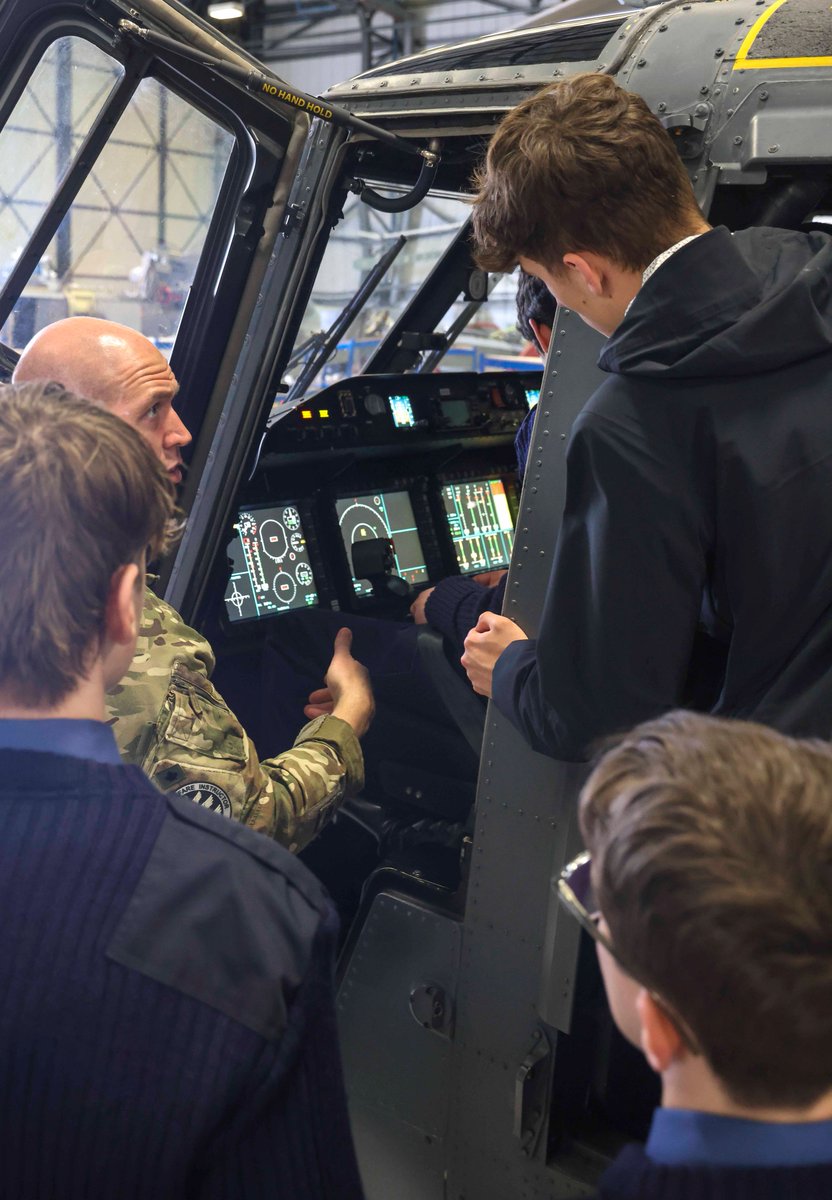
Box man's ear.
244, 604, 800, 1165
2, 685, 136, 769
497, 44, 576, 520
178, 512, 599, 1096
636, 989, 687, 1074
105, 563, 142, 647
562, 252, 607, 298
529, 318, 552, 356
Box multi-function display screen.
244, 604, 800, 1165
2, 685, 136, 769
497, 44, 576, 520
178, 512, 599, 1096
389, 393, 415, 428
442, 478, 515, 574
336, 490, 428, 597
224, 504, 318, 623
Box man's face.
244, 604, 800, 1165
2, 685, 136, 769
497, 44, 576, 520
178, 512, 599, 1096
106, 340, 191, 484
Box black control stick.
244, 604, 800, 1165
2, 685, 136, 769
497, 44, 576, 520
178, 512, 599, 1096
351, 537, 415, 610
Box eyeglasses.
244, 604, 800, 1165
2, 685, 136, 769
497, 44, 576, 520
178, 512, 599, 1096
556, 850, 700, 1054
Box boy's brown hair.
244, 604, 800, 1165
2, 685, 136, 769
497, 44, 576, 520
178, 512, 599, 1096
472, 72, 703, 274
0, 381, 176, 708
580, 710, 832, 1110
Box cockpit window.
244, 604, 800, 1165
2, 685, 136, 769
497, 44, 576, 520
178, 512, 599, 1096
0, 37, 123, 318
284, 191, 530, 401
0, 36, 235, 355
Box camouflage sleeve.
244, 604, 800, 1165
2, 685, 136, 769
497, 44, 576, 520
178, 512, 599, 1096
107, 589, 364, 853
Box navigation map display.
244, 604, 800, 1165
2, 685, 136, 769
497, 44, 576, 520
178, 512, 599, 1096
442, 478, 515, 574
336, 490, 428, 597
224, 504, 318, 623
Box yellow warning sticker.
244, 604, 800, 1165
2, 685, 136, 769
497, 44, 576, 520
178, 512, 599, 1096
734, 0, 832, 69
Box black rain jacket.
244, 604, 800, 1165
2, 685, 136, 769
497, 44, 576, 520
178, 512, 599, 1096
492, 225, 832, 758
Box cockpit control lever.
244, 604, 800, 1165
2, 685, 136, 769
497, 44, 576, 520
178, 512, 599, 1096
350, 537, 414, 608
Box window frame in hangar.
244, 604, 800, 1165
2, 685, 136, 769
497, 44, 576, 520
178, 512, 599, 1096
0, 11, 277, 447
0, 37, 238, 354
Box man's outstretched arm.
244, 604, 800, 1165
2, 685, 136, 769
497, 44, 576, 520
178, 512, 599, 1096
107, 595, 373, 852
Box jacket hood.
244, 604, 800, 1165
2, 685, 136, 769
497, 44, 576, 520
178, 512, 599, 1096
600, 225, 832, 379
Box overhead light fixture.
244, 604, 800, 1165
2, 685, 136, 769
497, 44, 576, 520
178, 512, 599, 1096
207, 1, 245, 19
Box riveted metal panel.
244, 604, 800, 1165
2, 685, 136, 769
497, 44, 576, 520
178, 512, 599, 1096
444, 311, 608, 1200
338, 891, 462, 1199
327, 15, 629, 103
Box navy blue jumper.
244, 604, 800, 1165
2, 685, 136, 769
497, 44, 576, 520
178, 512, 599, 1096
0, 726, 364, 1199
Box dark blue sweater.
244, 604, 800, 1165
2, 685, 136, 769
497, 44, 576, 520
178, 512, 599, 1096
597, 1143, 832, 1198
0, 748, 364, 1199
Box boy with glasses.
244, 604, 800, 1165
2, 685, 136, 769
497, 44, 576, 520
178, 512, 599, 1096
558, 710, 832, 1198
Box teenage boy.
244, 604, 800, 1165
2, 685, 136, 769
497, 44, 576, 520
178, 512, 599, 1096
13, 317, 373, 851
463, 71, 832, 756
558, 710, 832, 1198
0, 381, 364, 1198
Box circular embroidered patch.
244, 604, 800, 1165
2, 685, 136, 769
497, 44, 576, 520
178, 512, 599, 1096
174, 780, 232, 817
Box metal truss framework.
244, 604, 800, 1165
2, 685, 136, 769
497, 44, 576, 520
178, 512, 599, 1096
0, 38, 230, 292
184, 0, 543, 69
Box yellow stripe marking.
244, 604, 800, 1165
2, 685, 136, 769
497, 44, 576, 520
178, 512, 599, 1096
736, 54, 832, 66
731, 0, 832, 69
735, 0, 789, 63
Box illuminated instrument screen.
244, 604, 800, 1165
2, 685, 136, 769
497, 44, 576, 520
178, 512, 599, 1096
389, 393, 415, 428
525, 387, 540, 409
442, 478, 515, 574
336, 490, 428, 597
224, 504, 318, 622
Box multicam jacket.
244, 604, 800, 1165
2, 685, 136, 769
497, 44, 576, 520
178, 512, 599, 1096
105, 588, 364, 853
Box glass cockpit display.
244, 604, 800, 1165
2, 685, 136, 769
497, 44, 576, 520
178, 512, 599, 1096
389, 393, 415, 428
442, 478, 515, 574
224, 504, 318, 622
336, 490, 428, 596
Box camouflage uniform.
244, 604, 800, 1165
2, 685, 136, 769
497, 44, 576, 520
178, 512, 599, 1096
106, 588, 363, 853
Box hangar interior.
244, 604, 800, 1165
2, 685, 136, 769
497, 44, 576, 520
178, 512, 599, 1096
4, 0, 832, 1196
0, 0, 559, 366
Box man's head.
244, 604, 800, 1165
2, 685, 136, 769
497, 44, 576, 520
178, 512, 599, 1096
577, 711, 832, 1114
0, 381, 175, 709
516, 269, 556, 356
12, 317, 191, 483
473, 74, 708, 334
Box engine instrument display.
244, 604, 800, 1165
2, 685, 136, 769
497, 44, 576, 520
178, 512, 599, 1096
224, 504, 318, 622
442, 478, 515, 574
336, 490, 428, 596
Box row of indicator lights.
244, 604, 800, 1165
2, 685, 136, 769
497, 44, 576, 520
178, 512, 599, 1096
300, 409, 331, 420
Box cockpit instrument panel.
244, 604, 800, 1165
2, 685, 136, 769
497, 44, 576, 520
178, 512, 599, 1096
442, 478, 515, 574
262, 370, 542, 459
336, 490, 429, 596
225, 371, 530, 623
224, 503, 318, 623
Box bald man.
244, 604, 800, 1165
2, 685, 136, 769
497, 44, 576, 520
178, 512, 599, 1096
14, 318, 373, 852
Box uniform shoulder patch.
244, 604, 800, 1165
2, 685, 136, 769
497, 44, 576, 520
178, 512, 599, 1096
174, 780, 232, 818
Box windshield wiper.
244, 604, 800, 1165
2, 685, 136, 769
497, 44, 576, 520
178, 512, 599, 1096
278, 233, 407, 415
417, 272, 504, 374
